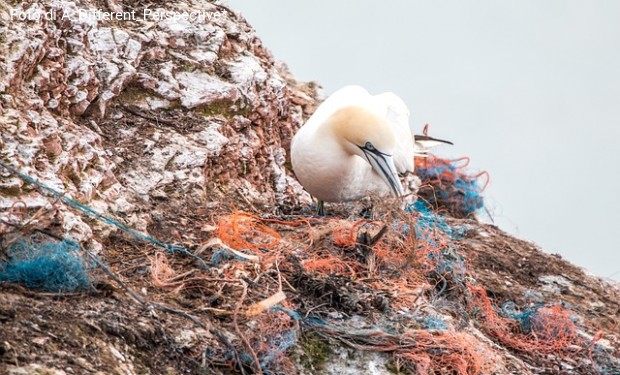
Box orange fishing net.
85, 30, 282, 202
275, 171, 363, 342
468, 285, 577, 352
217, 212, 282, 253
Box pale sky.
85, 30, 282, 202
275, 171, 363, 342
226, 0, 620, 281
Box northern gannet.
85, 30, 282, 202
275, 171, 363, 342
291, 85, 451, 214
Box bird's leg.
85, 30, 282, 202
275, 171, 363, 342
316, 200, 325, 216
358, 196, 376, 219
360, 205, 374, 220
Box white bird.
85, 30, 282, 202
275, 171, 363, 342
291, 85, 451, 214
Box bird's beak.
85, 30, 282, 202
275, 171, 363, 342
414, 135, 453, 157
414, 135, 453, 147
362, 149, 404, 197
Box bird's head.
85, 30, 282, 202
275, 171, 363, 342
324, 106, 405, 197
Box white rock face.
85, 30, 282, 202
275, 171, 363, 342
6, 364, 67, 375
175, 71, 238, 109
324, 349, 390, 375
0, 0, 317, 247
539, 275, 573, 294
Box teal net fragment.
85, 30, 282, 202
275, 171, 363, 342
0, 160, 208, 270
415, 157, 487, 218
0, 237, 92, 293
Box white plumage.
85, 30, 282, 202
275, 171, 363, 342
290, 85, 415, 203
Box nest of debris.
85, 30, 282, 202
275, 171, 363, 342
1, 156, 619, 375
415, 156, 488, 218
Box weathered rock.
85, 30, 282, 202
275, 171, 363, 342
6, 364, 67, 375
0, 0, 318, 247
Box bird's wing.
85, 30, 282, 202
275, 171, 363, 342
373, 92, 415, 174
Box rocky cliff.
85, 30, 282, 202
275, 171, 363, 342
1, 1, 618, 375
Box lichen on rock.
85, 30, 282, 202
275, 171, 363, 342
1, 0, 318, 246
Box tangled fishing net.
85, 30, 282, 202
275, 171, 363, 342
416, 156, 489, 218
2, 154, 617, 375
468, 285, 578, 352
0, 236, 92, 293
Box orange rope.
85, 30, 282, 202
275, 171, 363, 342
468, 285, 577, 352
217, 212, 281, 253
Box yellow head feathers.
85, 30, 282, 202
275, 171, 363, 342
323, 106, 397, 155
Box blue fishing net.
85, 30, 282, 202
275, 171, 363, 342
0, 237, 92, 293
415, 157, 485, 218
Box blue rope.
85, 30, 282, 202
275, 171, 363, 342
0, 160, 208, 270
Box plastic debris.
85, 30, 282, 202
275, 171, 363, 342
0, 237, 91, 293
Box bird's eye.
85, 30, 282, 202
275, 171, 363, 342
365, 141, 375, 150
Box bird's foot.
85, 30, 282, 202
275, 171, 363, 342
316, 200, 325, 216
359, 205, 374, 220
